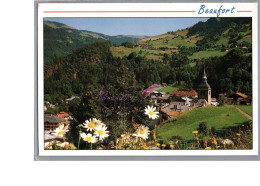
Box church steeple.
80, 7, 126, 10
203, 65, 207, 80
197, 64, 211, 105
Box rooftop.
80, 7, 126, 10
170, 90, 198, 96
44, 115, 65, 124
236, 92, 248, 98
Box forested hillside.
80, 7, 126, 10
44, 21, 148, 62
45, 42, 252, 104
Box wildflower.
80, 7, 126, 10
83, 118, 103, 132
155, 143, 160, 146
52, 124, 68, 138
80, 133, 97, 143
94, 124, 109, 141
192, 130, 198, 134
153, 130, 156, 140
223, 139, 234, 146
162, 144, 166, 147
170, 144, 174, 149
44, 142, 53, 149
64, 143, 77, 150
133, 125, 150, 140
145, 105, 159, 119
236, 133, 241, 136
212, 137, 217, 146
56, 142, 69, 148
205, 147, 211, 150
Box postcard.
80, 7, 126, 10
35, 2, 259, 159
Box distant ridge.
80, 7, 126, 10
44, 21, 149, 62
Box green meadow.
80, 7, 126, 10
188, 50, 227, 60
156, 86, 179, 93
236, 105, 252, 116
157, 105, 251, 141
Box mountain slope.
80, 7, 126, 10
44, 21, 148, 62
111, 18, 252, 61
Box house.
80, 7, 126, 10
54, 112, 70, 120
210, 98, 219, 106
44, 115, 69, 131
151, 91, 170, 105
232, 92, 251, 105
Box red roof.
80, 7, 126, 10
170, 90, 198, 96
55, 112, 69, 118
168, 111, 180, 117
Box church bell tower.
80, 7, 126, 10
197, 65, 211, 105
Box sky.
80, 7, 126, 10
44, 18, 208, 36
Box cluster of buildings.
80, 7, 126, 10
150, 67, 216, 122
150, 67, 251, 123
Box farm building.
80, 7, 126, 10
44, 115, 69, 131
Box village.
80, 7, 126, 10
44, 66, 251, 146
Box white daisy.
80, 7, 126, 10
80, 133, 97, 143
134, 125, 150, 140
56, 141, 69, 148
94, 125, 109, 141
52, 124, 68, 138
144, 105, 159, 119
83, 118, 103, 132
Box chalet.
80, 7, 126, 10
44, 115, 69, 131
54, 112, 70, 120
232, 92, 251, 105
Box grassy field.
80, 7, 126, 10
236, 105, 252, 116
157, 105, 250, 141
216, 37, 229, 45
188, 50, 227, 59
237, 37, 252, 43
156, 86, 178, 93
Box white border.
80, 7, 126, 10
38, 3, 258, 156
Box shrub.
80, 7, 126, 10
198, 122, 208, 136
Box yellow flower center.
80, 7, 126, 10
85, 136, 92, 142
88, 122, 96, 128
58, 131, 64, 135
98, 130, 104, 135
140, 129, 145, 134
149, 110, 154, 115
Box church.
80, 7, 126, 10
152, 66, 214, 118
197, 66, 211, 105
